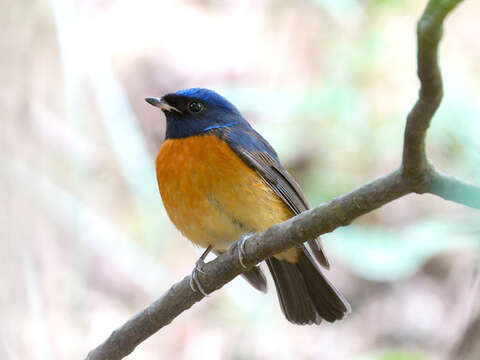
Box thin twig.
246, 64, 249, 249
401, 0, 463, 183
428, 170, 480, 210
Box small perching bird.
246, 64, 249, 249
146, 88, 350, 325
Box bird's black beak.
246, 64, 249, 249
145, 97, 182, 114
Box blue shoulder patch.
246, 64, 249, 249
223, 122, 280, 165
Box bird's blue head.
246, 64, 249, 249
145, 88, 244, 139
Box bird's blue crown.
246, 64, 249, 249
174, 88, 240, 114
162, 88, 244, 139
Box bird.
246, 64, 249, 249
145, 88, 350, 325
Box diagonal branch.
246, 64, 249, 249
86, 0, 478, 359
86, 170, 410, 360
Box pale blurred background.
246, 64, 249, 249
1, 0, 479, 359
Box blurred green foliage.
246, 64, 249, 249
329, 219, 477, 281
356, 349, 432, 360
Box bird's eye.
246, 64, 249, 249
188, 101, 205, 114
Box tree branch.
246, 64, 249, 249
401, 0, 462, 183
86, 170, 410, 360
86, 0, 479, 359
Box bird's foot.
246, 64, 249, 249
238, 232, 254, 269
189, 245, 212, 297
189, 259, 208, 297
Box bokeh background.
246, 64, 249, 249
2, 0, 479, 359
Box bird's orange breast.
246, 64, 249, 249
155, 134, 297, 260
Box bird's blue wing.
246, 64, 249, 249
219, 125, 330, 268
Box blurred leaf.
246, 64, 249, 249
312, 0, 361, 23
429, 72, 480, 180
355, 349, 432, 360
367, 0, 412, 12
327, 219, 478, 281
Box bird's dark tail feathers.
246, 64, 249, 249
266, 246, 350, 325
